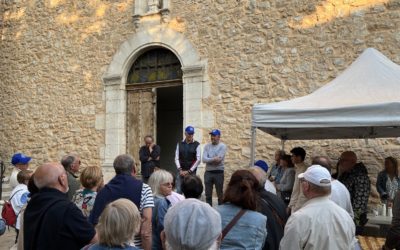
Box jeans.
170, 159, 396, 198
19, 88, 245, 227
204, 171, 224, 206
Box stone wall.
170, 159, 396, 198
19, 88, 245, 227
1, 0, 400, 202
0, 0, 137, 170
167, 0, 400, 202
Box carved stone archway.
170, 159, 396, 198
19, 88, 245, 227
102, 27, 208, 170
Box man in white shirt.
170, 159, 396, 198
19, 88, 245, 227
312, 156, 354, 218
10, 170, 32, 243
174, 126, 201, 194
280, 165, 356, 250
9, 153, 31, 189
288, 147, 308, 213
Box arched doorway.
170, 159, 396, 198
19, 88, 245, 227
101, 28, 210, 178
126, 48, 183, 173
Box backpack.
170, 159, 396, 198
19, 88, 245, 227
1, 190, 22, 227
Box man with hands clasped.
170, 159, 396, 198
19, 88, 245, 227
139, 135, 161, 183
174, 126, 201, 194
203, 129, 227, 206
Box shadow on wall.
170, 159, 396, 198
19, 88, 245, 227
0, 0, 131, 41
289, 0, 391, 29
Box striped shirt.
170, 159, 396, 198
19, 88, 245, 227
134, 184, 154, 249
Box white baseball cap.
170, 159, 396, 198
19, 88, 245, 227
298, 165, 331, 187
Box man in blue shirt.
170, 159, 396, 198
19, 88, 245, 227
89, 154, 154, 250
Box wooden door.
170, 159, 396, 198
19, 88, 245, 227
127, 89, 156, 170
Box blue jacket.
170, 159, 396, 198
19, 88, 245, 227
376, 170, 400, 200
216, 203, 267, 250
152, 196, 171, 250
89, 173, 143, 225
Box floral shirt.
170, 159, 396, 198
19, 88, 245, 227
386, 176, 399, 200
72, 189, 97, 217
338, 162, 371, 217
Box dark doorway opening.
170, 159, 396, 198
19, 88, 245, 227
156, 86, 183, 173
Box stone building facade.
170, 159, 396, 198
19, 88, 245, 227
1, 0, 400, 201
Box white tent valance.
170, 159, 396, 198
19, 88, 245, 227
252, 48, 400, 141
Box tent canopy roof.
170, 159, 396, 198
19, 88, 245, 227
252, 48, 400, 140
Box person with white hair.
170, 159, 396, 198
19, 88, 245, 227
162, 199, 222, 250
280, 165, 356, 250
148, 170, 173, 250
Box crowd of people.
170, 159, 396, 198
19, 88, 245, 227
1, 126, 400, 250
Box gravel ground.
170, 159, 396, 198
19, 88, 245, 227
0, 229, 16, 250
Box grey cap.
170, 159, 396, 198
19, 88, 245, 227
164, 198, 221, 250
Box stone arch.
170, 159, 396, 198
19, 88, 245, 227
102, 27, 209, 168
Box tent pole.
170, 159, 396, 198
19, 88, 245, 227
250, 126, 257, 167
281, 139, 286, 151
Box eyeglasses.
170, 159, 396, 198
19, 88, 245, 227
161, 182, 173, 187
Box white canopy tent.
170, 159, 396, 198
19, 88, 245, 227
250, 48, 400, 165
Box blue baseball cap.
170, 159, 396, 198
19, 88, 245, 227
11, 153, 32, 165
185, 126, 195, 135
209, 129, 221, 136
255, 160, 269, 173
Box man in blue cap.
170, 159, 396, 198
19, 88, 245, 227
254, 160, 277, 195
10, 153, 31, 189
174, 126, 201, 194
202, 129, 227, 206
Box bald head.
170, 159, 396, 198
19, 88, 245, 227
249, 167, 267, 188
34, 162, 68, 192
312, 156, 332, 173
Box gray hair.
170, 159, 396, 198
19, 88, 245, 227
61, 155, 75, 171
113, 154, 134, 174
248, 167, 267, 188
312, 156, 332, 174
148, 170, 173, 197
